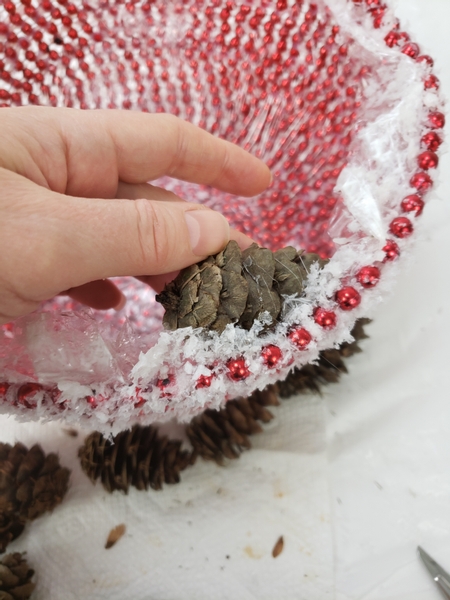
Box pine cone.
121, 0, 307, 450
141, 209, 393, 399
0, 553, 35, 600
278, 318, 371, 398
79, 425, 194, 493
186, 385, 280, 464
0, 442, 70, 552
157, 241, 327, 333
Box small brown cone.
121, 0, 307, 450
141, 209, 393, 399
186, 385, 280, 464
0, 443, 70, 552
0, 553, 35, 599
79, 425, 194, 493
157, 241, 327, 333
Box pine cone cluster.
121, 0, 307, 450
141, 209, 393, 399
156, 241, 327, 333
0, 443, 70, 553
79, 425, 194, 493
187, 386, 280, 464
0, 553, 35, 600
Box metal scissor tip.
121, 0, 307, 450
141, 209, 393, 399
418, 546, 450, 598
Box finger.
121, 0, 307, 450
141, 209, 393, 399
2, 107, 272, 199
1, 171, 231, 302
230, 228, 255, 251
116, 181, 185, 202
137, 272, 180, 294
64, 280, 126, 311
137, 229, 254, 293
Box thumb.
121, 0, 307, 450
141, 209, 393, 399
0, 170, 231, 308
46, 196, 231, 293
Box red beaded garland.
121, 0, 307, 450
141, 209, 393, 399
356, 266, 380, 288
389, 216, 413, 238
417, 151, 438, 170
313, 307, 337, 329
0, 382, 9, 396
288, 327, 312, 350
401, 194, 424, 216
335, 286, 361, 310
410, 172, 433, 192
428, 111, 445, 129
421, 131, 443, 152
226, 357, 251, 381
261, 345, 283, 368
382, 239, 400, 262
17, 382, 42, 408
196, 374, 213, 389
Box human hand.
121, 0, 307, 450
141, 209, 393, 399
0, 107, 271, 325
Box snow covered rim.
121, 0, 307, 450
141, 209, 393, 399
0, 0, 444, 434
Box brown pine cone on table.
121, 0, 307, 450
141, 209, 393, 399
186, 385, 280, 464
0, 552, 35, 600
0, 442, 70, 552
79, 425, 194, 493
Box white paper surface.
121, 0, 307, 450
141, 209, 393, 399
326, 1, 450, 598
0, 396, 333, 599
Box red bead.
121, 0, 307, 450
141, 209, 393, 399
417, 55, 434, 67
418, 151, 438, 170
424, 75, 440, 90
288, 327, 312, 350
383, 240, 400, 262
0, 382, 9, 397
389, 216, 414, 238
428, 111, 445, 129
261, 345, 283, 367
226, 357, 251, 381
17, 383, 42, 408
401, 42, 420, 59
313, 307, 337, 329
86, 395, 97, 407
157, 374, 175, 396
356, 266, 381, 288
401, 194, 424, 216
384, 30, 400, 47
421, 131, 442, 152
410, 172, 433, 192
335, 286, 361, 310
196, 374, 213, 389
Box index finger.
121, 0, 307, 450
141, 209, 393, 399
2, 107, 271, 199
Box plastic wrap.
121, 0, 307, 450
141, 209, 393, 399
0, 0, 444, 433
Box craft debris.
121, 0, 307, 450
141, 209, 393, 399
105, 524, 126, 549
272, 536, 284, 558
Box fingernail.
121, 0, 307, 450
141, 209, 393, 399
114, 292, 127, 311
185, 210, 229, 256
268, 169, 273, 186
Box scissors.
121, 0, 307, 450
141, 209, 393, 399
418, 546, 450, 599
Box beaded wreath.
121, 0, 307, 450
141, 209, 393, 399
0, 0, 444, 434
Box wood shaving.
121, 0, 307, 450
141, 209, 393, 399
272, 535, 284, 558
105, 524, 126, 549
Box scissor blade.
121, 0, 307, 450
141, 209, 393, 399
418, 546, 450, 598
